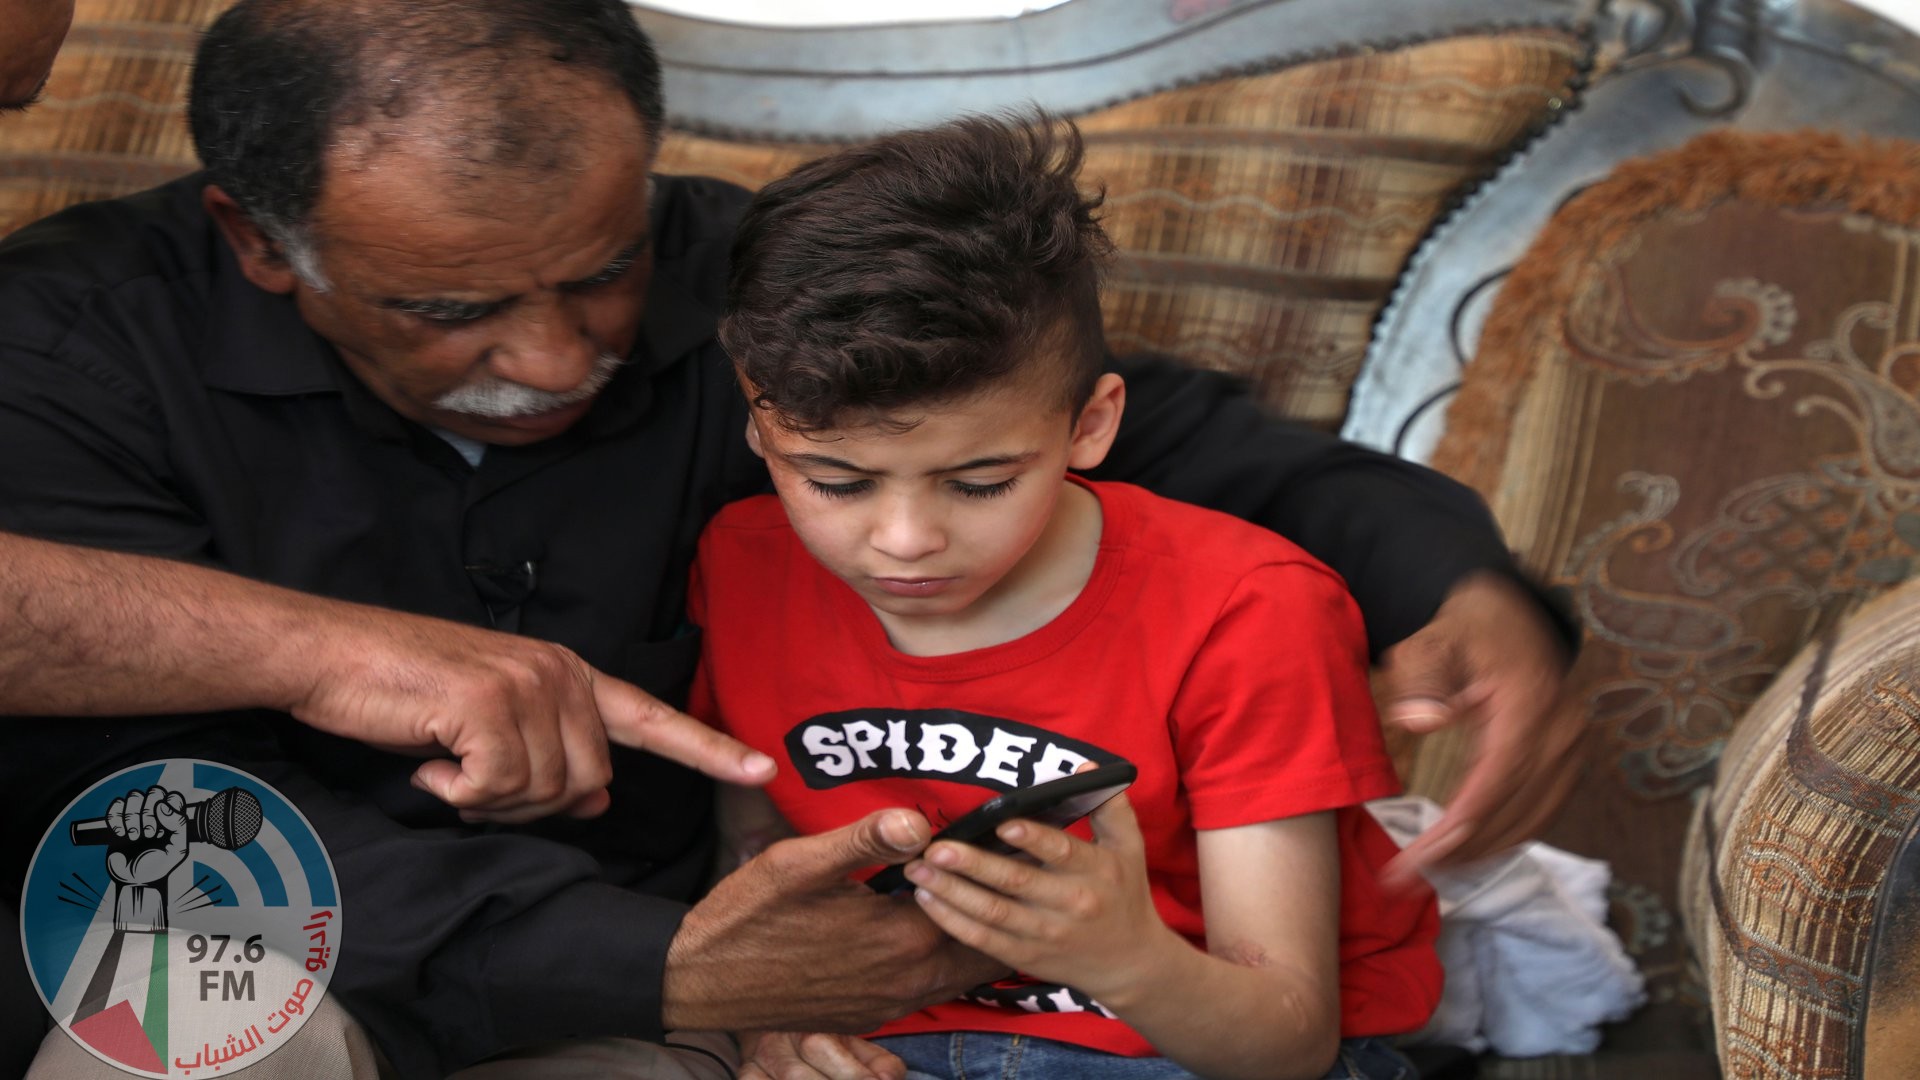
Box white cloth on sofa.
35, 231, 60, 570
1367, 796, 1647, 1056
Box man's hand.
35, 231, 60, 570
289, 606, 773, 824
740, 1031, 905, 1080
1377, 571, 1581, 885
662, 808, 1009, 1033
0, 532, 770, 825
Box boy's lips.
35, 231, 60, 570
872, 576, 959, 597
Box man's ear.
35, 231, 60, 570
1066, 372, 1127, 471
201, 185, 303, 296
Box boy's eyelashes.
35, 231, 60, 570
798, 477, 1022, 500
804, 477, 874, 499
952, 477, 1019, 499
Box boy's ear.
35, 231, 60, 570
202, 185, 303, 296
743, 414, 767, 460
1066, 373, 1126, 471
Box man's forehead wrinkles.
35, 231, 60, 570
331, 218, 648, 304
305, 96, 656, 312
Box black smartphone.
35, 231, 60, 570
864, 761, 1138, 895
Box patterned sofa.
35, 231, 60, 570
10, 1, 1920, 1078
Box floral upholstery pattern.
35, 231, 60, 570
1425, 130, 1920, 1069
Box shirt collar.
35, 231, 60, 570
198, 225, 346, 398
580, 245, 721, 440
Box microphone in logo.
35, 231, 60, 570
69, 786, 264, 851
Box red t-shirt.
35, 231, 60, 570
689, 480, 1440, 1055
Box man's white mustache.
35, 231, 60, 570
434, 351, 628, 419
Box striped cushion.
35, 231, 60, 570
0, 0, 229, 235
1080, 31, 1583, 427
1682, 581, 1920, 1078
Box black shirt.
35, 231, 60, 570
0, 172, 1533, 1076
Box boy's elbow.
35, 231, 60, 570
1284, 1024, 1341, 1080
1253, 980, 1341, 1080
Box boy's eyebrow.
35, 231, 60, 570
782, 452, 878, 474
934, 453, 1040, 473
781, 451, 1040, 474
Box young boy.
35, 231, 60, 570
689, 113, 1440, 1080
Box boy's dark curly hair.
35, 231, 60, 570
720, 110, 1113, 433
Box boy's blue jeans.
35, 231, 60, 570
875, 1032, 1417, 1079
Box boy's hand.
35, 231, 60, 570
740, 1031, 906, 1080
904, 789, 1177, 1003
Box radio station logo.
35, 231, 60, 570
20, 760, 343, 1075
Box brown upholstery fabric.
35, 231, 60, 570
1425, 130, 1920, 1059
653, 135, 839, 194
1079, 30, 1584, 428
657, 30, 1588, 428
1681, 582, 1920, 1079
6, 11, 1579, 418
0, 0, 231, 236
5, 12, 1582, 430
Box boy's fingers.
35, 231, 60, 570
923, 839, 1042, 894
909, 858, 1044, 938
1087, 792, 1143, 854
994, 818, 1081, 866
913, 884, 1014, 955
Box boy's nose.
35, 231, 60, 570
869, 498, 947, 563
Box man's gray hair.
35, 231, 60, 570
261, 218, 330, 292
189, 0, 666, 255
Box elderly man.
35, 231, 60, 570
0, 0, 1577, 1077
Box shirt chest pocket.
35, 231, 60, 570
613, 626, 704, 710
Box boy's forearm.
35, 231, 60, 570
1096, 932, 1340, 1080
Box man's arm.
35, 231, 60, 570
1091, 355, 1566, 650
0, 532, 774, 818
1090, 355, 1581, 871
0, 533, 1007, 1072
